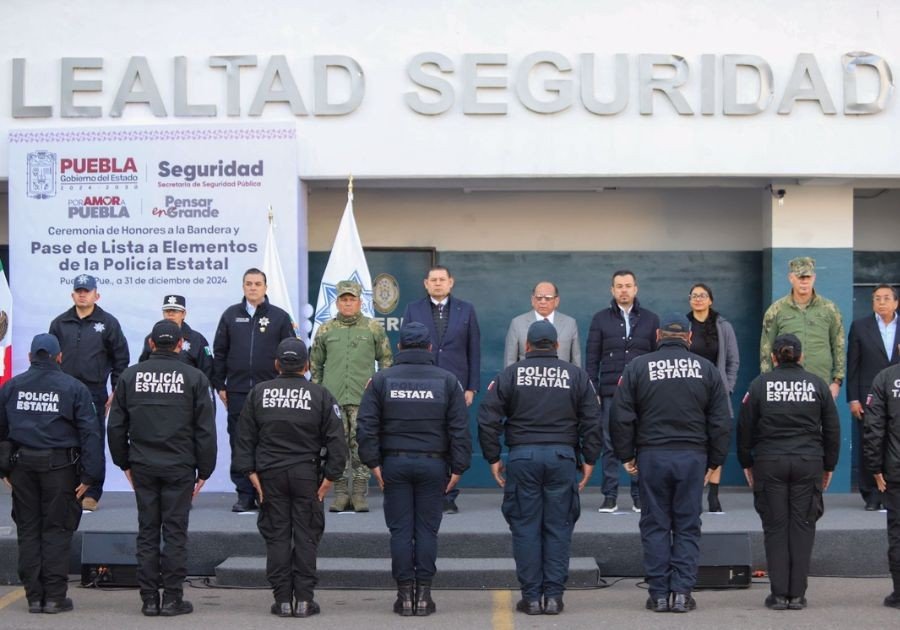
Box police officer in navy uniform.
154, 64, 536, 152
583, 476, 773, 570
233, 338, 348, 618
357, 322, 472, 617
49, 274, 130, 511
0, 333, 102, 614
138, 295, 213, 380
612, 313, 730, 614
478, 320, 602, 616
739, 333, 840, 611
108, 320, 217, 617
213, 268, 296, 512
864, 348, 900, 609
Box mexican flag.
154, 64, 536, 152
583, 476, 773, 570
0, 260, 11, 384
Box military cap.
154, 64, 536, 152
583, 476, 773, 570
789, 257, 816, 276
30, 333, 61, 357
399, 321, 431, 347
277, 337, 308, 365
151, 320, 182, 346
161, 295, 186, 311
660, 312, 691, 333
336, 280, 361, 297
527, 320, 558, 344
73, 274, 97, 291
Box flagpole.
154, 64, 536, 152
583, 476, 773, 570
268, 204, 274, 224
348, 174, 354, 201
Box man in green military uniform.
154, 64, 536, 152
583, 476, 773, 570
310, 280, 393, 512
760, 257, 845, 399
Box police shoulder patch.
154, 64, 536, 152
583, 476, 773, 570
487, 380, 495, 391
617, 376, 623, 386
333, 404, 342, 419
866, 394, 873, 407
742, 392, 750, 404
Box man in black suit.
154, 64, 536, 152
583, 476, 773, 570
848, 283, 900, 510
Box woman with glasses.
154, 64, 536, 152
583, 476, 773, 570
687, 283, 740, 512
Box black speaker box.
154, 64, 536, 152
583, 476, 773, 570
80, 531, 139, 587
695, 531, 752, 589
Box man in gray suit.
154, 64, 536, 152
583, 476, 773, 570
504, 281, 581, 367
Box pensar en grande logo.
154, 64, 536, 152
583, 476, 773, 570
27, 150, 57, 199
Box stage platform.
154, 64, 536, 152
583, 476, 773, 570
0, 487, 892, 587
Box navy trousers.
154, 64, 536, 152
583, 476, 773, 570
502, 445, 580, 601
83, 385, 107, 501
637, 449, 705, 598
382, 454, 445, 582
601, 396, 639, 501
226, 392, 255, 499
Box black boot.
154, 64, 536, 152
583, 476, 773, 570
394, 581, 414, 616
414, 581, 435, 616
707, 483, 722, 513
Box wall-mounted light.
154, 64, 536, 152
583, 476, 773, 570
767, 185, 786, 207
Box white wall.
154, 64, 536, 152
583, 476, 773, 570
307, 187, 763, 251
3, 0, 900, 179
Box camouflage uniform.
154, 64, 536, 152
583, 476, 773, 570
760, 291, 845, 383
310, 305, 392, 512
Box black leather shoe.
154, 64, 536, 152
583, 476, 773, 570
787, 596, 807, 610
394, 582, 414, 616
141, 594, 160, 616
670, 592, 696, 613
294, 600, 320, 617
866, 501, 881, 511
516, 599, 542, 615
231, 497, 258, 512
414, 582, 436, 616
271, 602, 293, 617
160, 598, 193, 616
884, 592, 900, 608
765, 594, 788, 610
443, 500, 459, 514
646, 596, 669, 612
543, 596, 564, 615
27, 600, 43, 614
43, 598, 73, 614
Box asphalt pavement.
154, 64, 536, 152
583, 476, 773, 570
1, 576, 898, 629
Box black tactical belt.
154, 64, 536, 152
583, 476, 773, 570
383, 450, 446, 459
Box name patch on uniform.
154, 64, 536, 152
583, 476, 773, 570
766, 380, 815, 402
515, 365, 570, 389
648, 358, 701, 381
262, 387, 311, 409
16, 390, 60, 412
389, 389, 435, 399
234, 317, 250, 323
135, 371, 185, 393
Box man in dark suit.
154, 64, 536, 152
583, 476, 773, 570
401, 265, 481, 513
848, 283, 900, 511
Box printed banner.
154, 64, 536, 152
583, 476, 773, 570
8, 124, 302, 491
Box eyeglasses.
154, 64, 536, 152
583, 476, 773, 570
689, 293, 710, 300
533, 295, 558, 301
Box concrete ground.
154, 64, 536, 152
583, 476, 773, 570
0, 577, 897, 629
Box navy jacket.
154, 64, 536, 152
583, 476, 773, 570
477, 350, 603, 465
585, 298, 659, 397
847, 312, 900, 404
139, 321, 213, 381
49, 304, 130, 390
612, 339, 731, 468
402, 295, 481, 392
356, 348, 472, 475
211, 297, 295, 393
0, 358, 103, 484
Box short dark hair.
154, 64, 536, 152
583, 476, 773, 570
425, 265, 452, 280
532, 281, 559, 296
243, 268, 267, 284
658, 330, 690, 341
611, 270, 636, 286
873, 284, 899, 300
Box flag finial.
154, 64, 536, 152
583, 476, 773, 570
348, 174, 354, 200
268, 204, 274, 224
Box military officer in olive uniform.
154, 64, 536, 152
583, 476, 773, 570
310, 280, 393, 512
